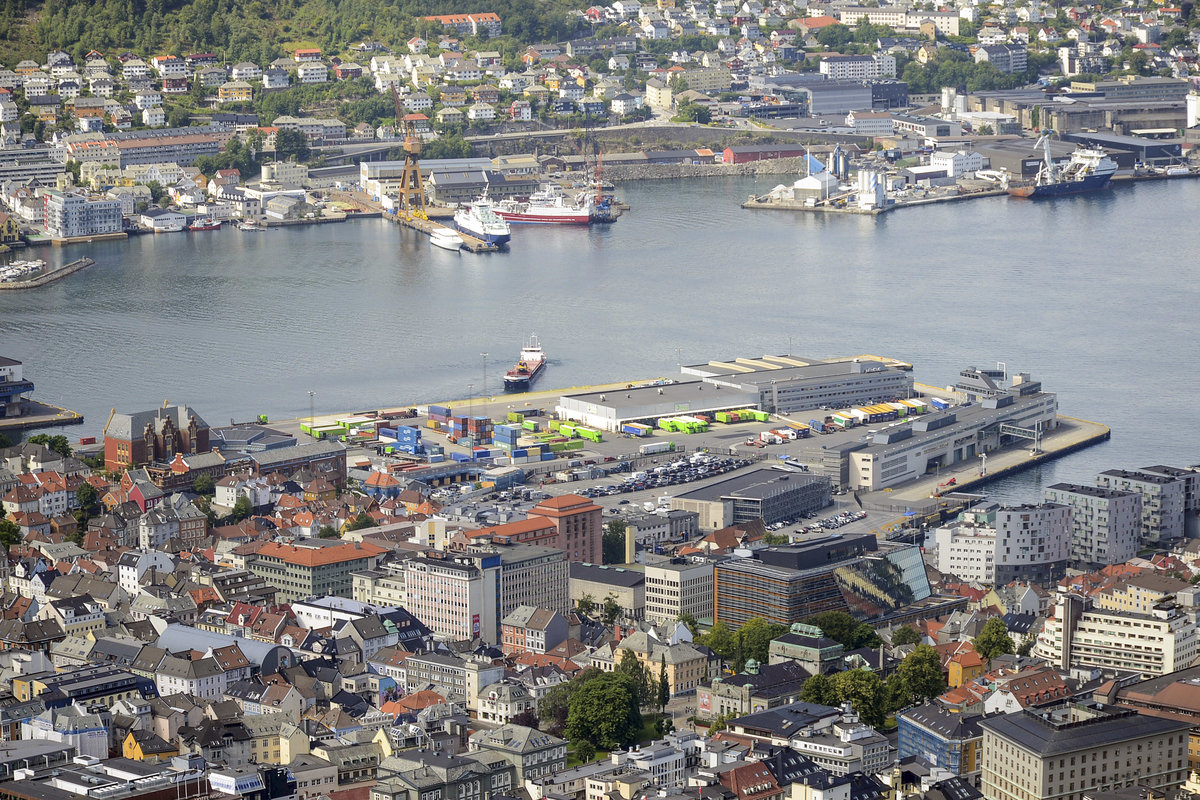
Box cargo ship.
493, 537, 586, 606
503, 334, 546, 392
494, 185, 593, 224
1008, 135, 1117, 198
454, 194, 511, 246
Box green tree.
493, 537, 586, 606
804, 611, 881, 650
146, 180, 165, 203
799, 672, 838, 706
1017, 633, 1036, 657
738, 617, 789, 666
677, 612, 699, 635
658, 654, 669, 712
0, 517, 20, 548
603, 519, 627, 564
696, 621, 737, 662
317, 525, 340, 538
575, 740, 596, 762
422, 132, 473, 159
893, 644, 946, 706
833, 669, 886, 727
27, 434, 71, 458
232, 495, 253, 521
577, 594, 596, 616
275, 128, 310, 162
167, 105, 191, 128
75, 483, 99, 525
763, 532, 790, 545
346, 511, 377, 531
973, 617, 1015, 664
707, 711, 734, 733
601, 594, 622, 626
816, 23, 854, 48
891, 625, 921, 647
618, 649, 651, 706
192, 473, 215, 495
566, 672, 643, 749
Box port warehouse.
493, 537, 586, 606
555, 355, 916, 433
669, 467, 833, 530
555, 355, 1061, 494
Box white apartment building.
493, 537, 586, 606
930, 149, 985, 178
1033, 592, 1198, 677
41, 189, 122, 239
930, 503, 1070, 586
403, 552, 500, 642
1096, 469, 1187, 544
1043, 483, 1141, 565
819, 54, 896, 80
644, 560, 714, 624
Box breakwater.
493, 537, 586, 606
0, 257, 94, 290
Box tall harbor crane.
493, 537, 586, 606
391, 85, 427, 220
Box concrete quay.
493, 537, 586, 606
0, 400, 84, 433
863, 414, 1111, 528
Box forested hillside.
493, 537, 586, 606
0, 0, 587, 65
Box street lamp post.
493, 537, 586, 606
307, 391, 315, 425
481, 353, 488, 398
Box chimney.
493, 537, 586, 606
614, 624, 622, 643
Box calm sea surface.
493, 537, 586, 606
2, 175, 1197, 502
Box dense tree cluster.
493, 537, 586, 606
4, 0, 587, 64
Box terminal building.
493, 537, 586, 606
840, 368, 1059, 491
670, 468, 832, 530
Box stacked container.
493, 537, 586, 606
380, 425, 424, 455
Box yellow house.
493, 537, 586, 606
219, 80, 253, 103
946, 648, 986, 688
603, 632, 708, 696
0, 213, 19, 244
123, 730, 179, 763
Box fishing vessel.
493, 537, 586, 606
453, 194, 511, 246
188, 217, 221, 231
494, 185, 593, 224
1007, 134, 1117, 198
430, 228, 464, 251
503, 334, 546, 392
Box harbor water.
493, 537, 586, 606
2, 175, 1197, 503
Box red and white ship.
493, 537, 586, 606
494, 185, 593, 224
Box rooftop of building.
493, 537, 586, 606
675, 468, 829, 503
978, 702, 1191, 756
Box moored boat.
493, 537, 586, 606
188, 217, 221, 231
430, 228, 464, 251
453, 194, 511, 246
494, 184, 593, 224
1008, 134, 1117, 198
503, 334, 546, 392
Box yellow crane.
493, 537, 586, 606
391, 85, 428, 220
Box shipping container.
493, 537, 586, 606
752, 410, 770, 422
930, 398, 950, 410
639, 441, 675, 455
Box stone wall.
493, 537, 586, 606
604, 155, 811, 182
